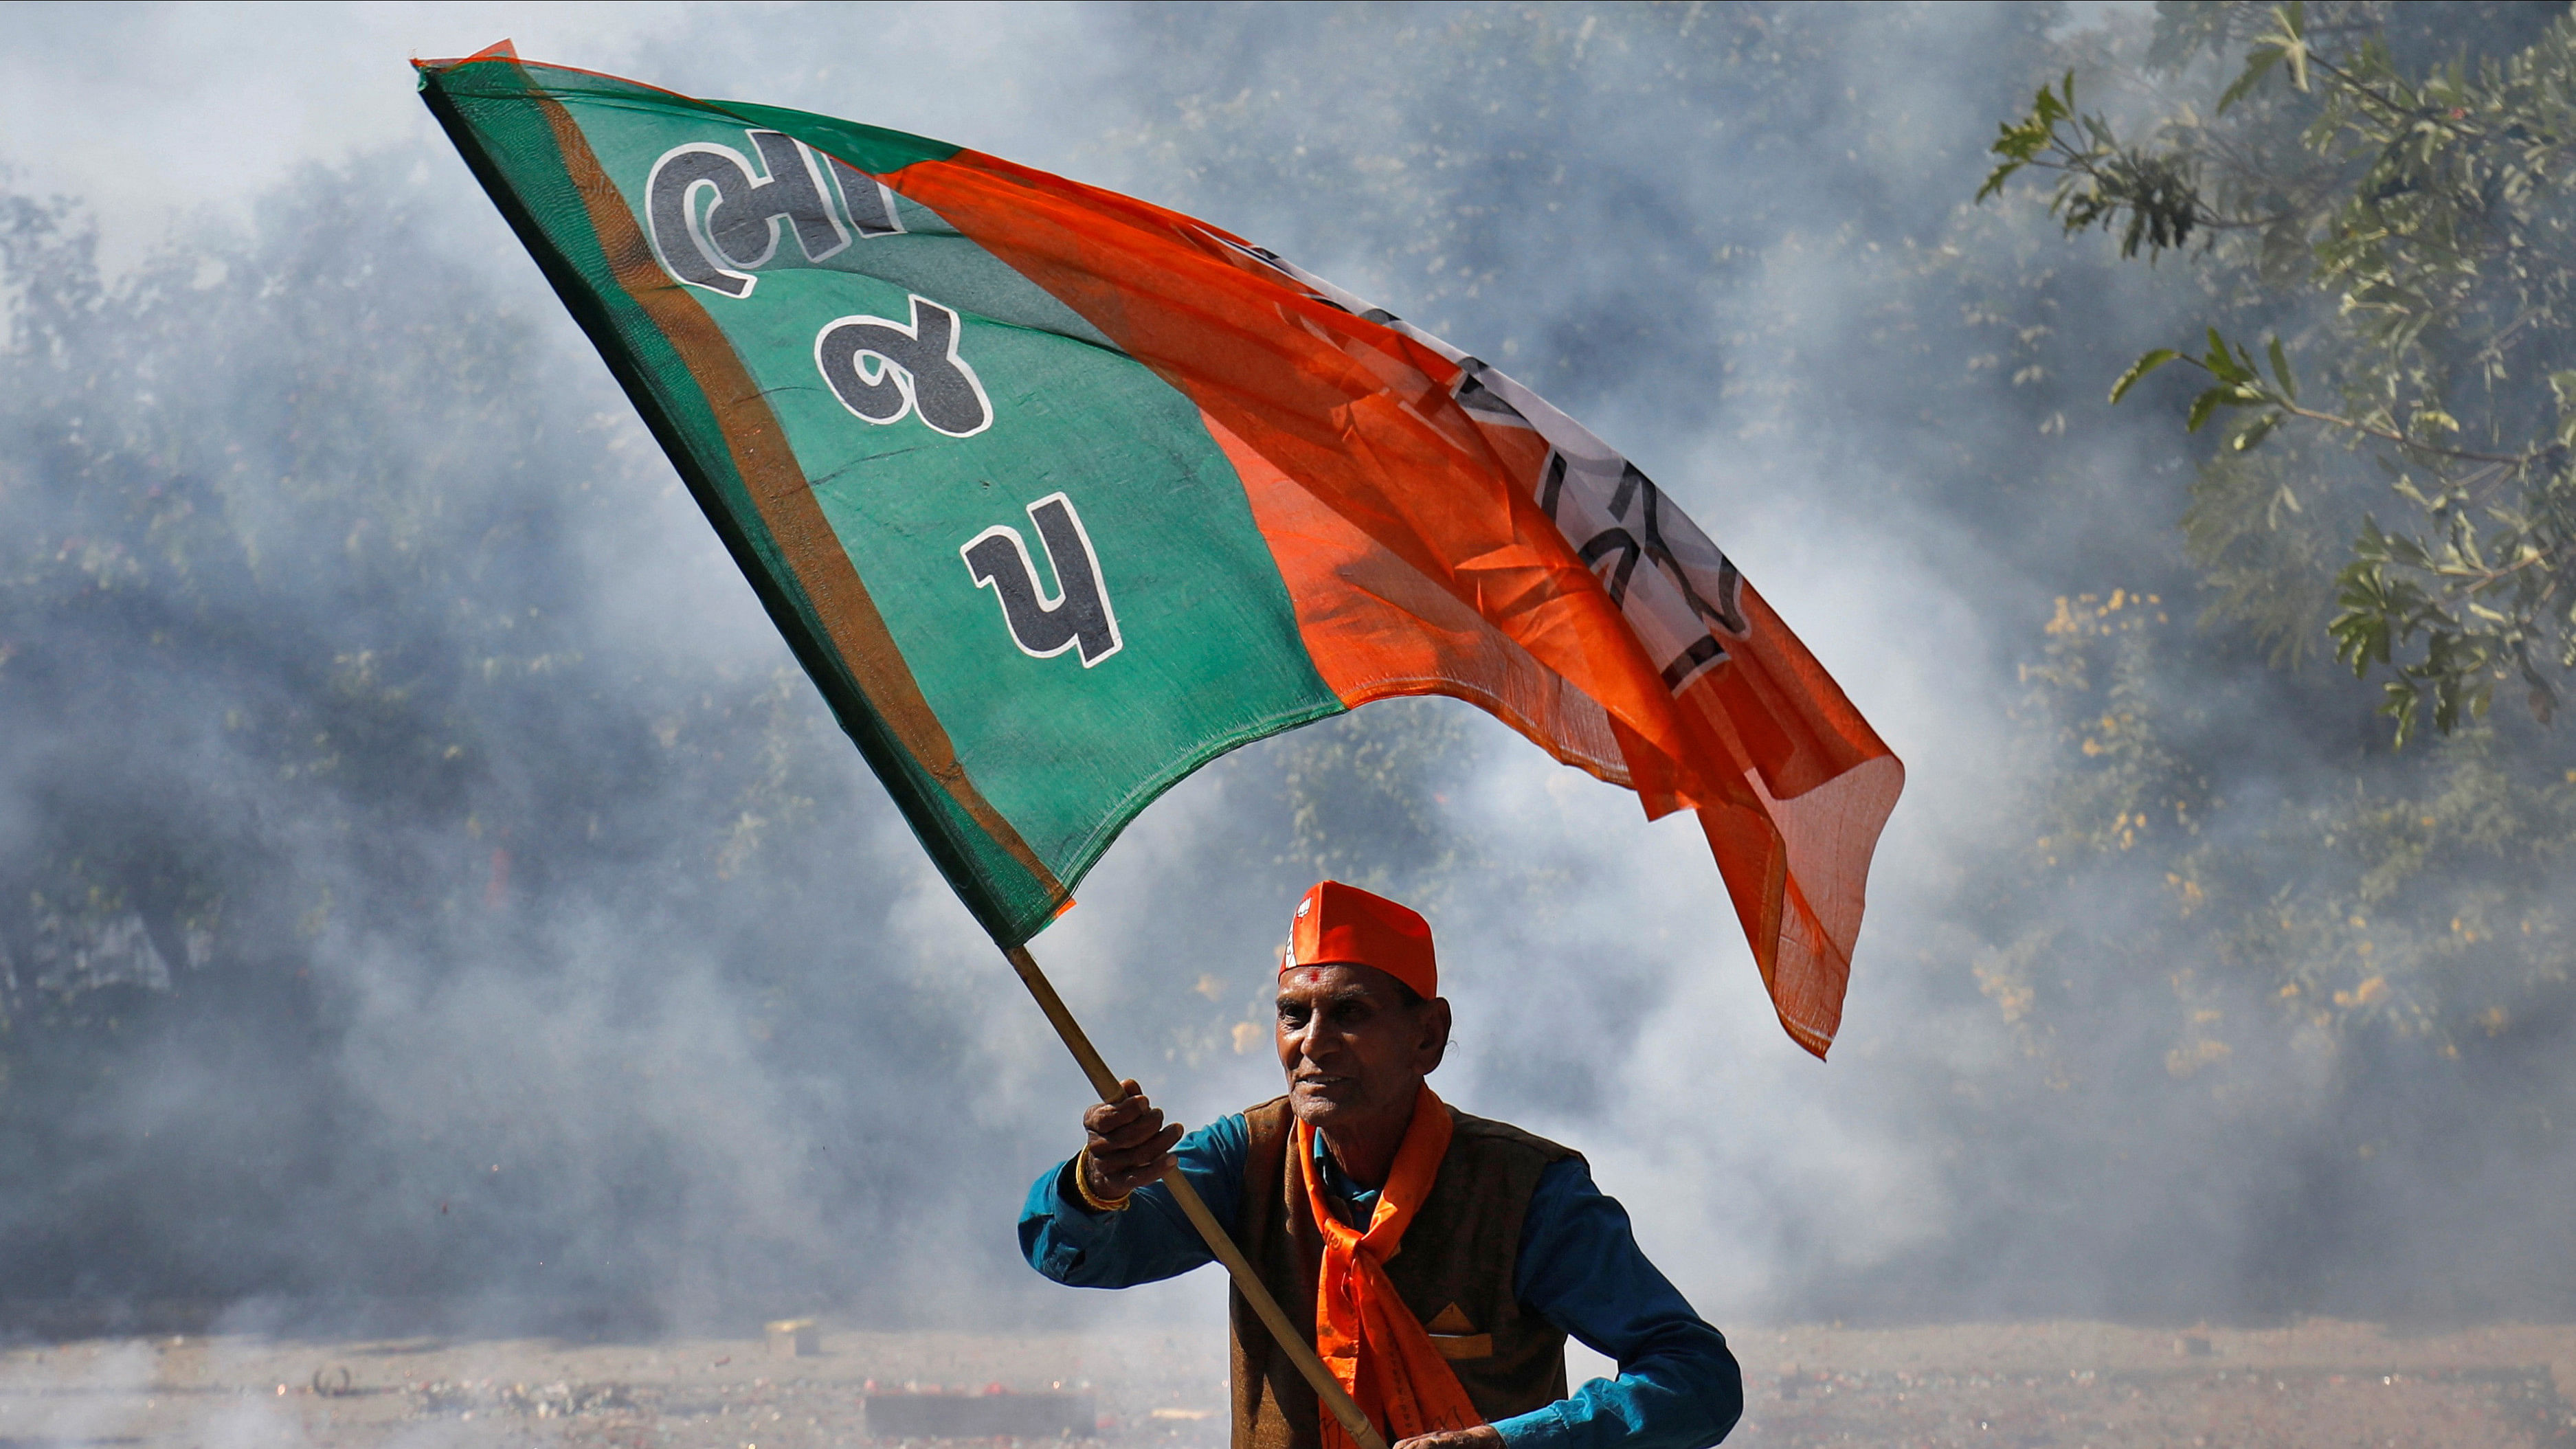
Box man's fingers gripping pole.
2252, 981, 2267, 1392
1005, 945, 1390, 1449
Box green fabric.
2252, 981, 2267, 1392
709, 100, 960, 179
418, 56, 1045, 937
421, 55, 1344, 945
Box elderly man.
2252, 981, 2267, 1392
1020, 881, 1743, 1449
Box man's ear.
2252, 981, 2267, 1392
1419, 996, 1453, 1072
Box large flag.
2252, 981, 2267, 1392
417, 44, 1903, 1057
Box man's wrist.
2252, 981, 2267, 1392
1487, 1404, 1567, 1449
1071, 1146, 1133, 1213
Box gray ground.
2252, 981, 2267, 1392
1, 1318, 2569, 1449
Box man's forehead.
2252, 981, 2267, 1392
1277, 961, 1407, 1002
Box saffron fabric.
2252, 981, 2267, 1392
419, 44, 1903, 1057
1020, 1115, 1745, 1449
1285, 881, 1440, 1000
1297, 1086, 1481, 1448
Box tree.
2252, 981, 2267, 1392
1949, 7, 2576, 1316
1985, 0, 2576, 741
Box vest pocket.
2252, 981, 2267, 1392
1424, 1303, 1490, 1360
1428, 1334, 1493, 1361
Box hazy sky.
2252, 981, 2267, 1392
8, 0, 2565, 1354
1, 4, 1120, 272
0, 1, 2002, 1335
0, 0, 2113, 1315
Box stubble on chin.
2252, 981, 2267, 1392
1288, 1082, 1361, 1127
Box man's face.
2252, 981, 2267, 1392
1275, 963, 1449, 1131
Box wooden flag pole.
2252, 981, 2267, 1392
1005, 944, 1391, 1449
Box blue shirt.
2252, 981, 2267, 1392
1018, 1112, 1742, 1449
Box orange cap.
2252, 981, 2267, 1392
1281, 880, 1437, 1000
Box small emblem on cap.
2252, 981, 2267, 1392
1295, 899, 1312, 918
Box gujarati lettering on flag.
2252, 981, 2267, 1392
416, 44, 1903, 1057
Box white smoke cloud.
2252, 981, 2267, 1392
3, 0, 2568, 1382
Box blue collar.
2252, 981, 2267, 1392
1311, 1131, 1381, 1228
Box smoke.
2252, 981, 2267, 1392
1, 0, 2571, 1368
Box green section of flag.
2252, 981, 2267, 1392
429, 56, 1348, 942
713, 100, 961, 178
419, 57, 1064, 941
565, 94, 1343, 870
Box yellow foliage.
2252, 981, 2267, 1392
1974, 963, 2037, 1024
2164, 1037, 2231, 1077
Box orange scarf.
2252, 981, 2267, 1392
1299, 1083, 1483, 1449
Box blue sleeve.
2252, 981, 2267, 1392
1018, 1112, 1248, 1288
1489, 1159, 1745, 1449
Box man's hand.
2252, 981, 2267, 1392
1393, 1426, 1502, 1449
1082, 1079, 1183, 1202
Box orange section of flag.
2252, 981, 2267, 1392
888, 150, 1899, 1056
1201, 409, 1631, 780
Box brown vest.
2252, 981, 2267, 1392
1228, 1095, 1578, 1449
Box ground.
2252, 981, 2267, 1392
0, 1318, 2570, 1448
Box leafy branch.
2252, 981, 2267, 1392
2112, 332, 2537, 468
2112, 328, 2575, 743
1993, 2, 2576, 743
1980, 73, 2241, 258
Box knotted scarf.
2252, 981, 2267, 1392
1299, 1083, 1483, 1449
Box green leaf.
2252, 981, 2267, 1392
1978, 78, 2077, 202
2186, 386, 2230, 433
2267, 482, 2303, 528
2266, 336, 2298, 402
2272, 3, 2311, 91
2107, 348, 2182, 405
2385, 682, 2420, 748
2232, 413, 2281, 452
2218, 46, 2285, 114
2546, 371, 2576, 414
2203, 328, 2255, 384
